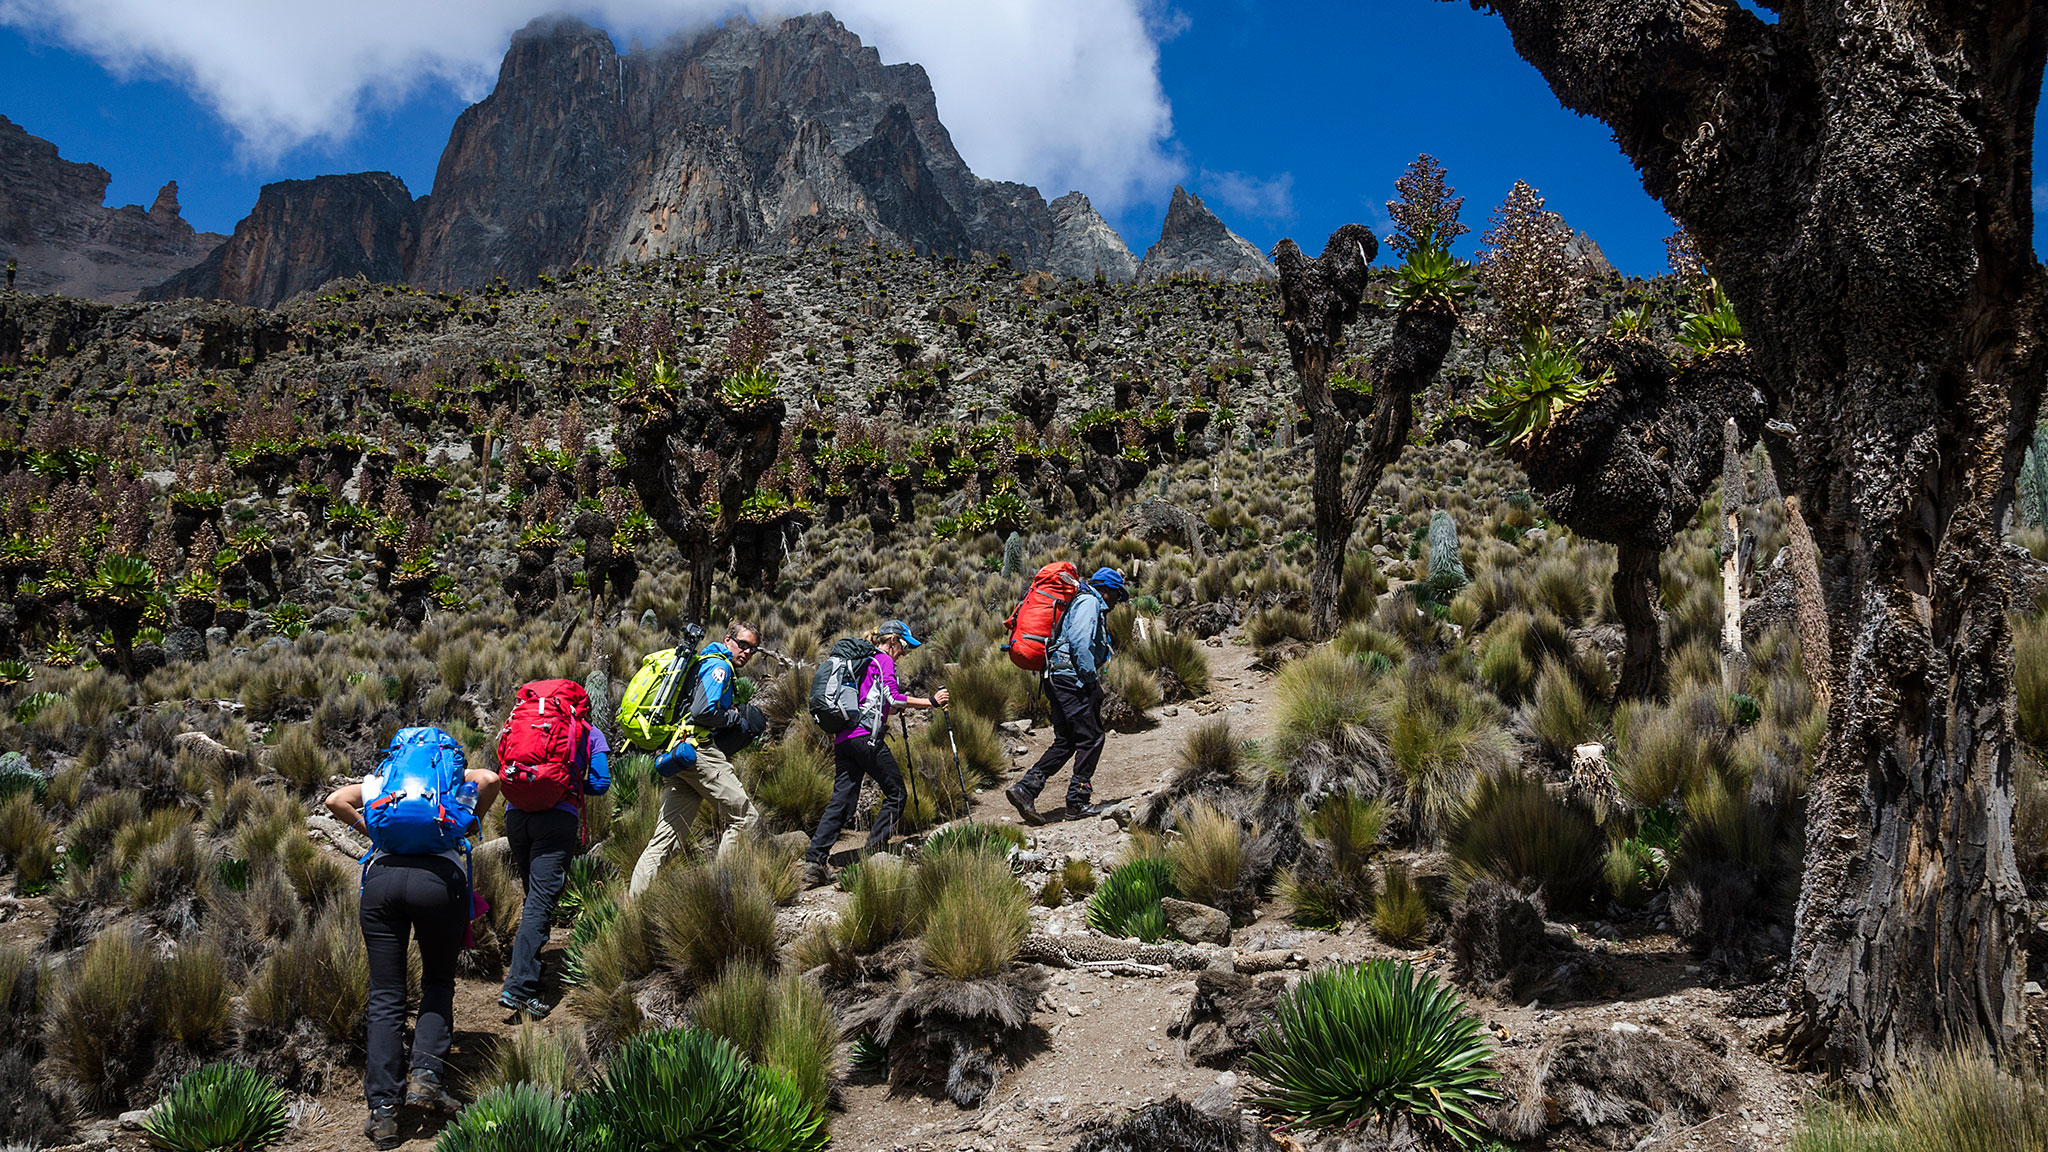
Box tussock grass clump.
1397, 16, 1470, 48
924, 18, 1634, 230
1450, 772, 1606, 914
160, 938, 233, 1046
838, 851, 914, 954
1167, 801, 1256, 922
1246, 959, 1498, 1145
1177, 718, 1241, 784
1102, 653, 1162, 722
1247, 607, 1314, 650
1789, 1051, 2048, 1152
918, 848, 1031, 980
241, 903, 368, 1044
141, 1061, 290, 1152
643, 849, 781, 987
1273, 648, 1389, 767
268, 724, 334, 795
1131, 629, 1210, 699
742, 738, 834, 831
1038, 857, 1096, 906
0, 792, 56, 892
1527, 658, 1597, 763
48, 927, 162, 1107
1279, 791, 1384, 929
471, 1021, 587, 1097
689, 964, 838, 1109
2018, 612, 2048, 748
1387, 666, 1513, 845
1372, 863, 1429, 946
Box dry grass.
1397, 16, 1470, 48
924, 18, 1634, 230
917, 848, 1030, 980
1790, 1051, 2048, 1152
471, 1021, 588, 1096
1168, 801, 1255, 920
642, 850, 780, 986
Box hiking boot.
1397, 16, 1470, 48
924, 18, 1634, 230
364, 1104, 400, 1149
1066, 801, 1107, 820
405, 1067, 463, 1115
803, 862, 834, 889
1005, 783, 1044, 826
499, 990, 552, 1019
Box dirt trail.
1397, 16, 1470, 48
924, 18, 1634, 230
119, 630, 1813, 1152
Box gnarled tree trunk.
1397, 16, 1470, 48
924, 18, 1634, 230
1471, 0, 2046, 1083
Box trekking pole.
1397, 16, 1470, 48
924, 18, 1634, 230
896, 711, 923, 826
942, 703, 969, 810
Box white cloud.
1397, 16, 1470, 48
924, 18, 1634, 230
1200, 168, 1293, 222
0, 0, 1181, 211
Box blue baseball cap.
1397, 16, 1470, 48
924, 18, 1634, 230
1090, 567, 1128, 595
880, 620, 922, 648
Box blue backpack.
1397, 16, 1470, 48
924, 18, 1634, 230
363, 727, 473, 856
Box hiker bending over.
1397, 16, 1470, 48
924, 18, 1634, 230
493, 680, 610, 1020
803, 620, 948, 888
324, 730, 500, 1149
1007, 566, 1128, 824
628, 623, 766, 897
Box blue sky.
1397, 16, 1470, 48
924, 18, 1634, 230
0, 1, 2035, 277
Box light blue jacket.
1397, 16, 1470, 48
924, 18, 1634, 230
1047, 587, 1112, 687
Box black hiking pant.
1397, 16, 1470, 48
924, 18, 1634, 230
808, 736, 906, 864
1017, 677, 1105, 810
502, 807, 579, 1003
360, 855, 467, 1108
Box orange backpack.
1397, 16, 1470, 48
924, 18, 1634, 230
1003, 561, 1082, 672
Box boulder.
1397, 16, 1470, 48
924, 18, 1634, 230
1160, 897, 1231, 945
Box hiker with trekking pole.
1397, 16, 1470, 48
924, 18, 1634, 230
802, 620, 949, 888
1004, 565, 1129, 825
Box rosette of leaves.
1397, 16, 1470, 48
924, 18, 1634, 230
1676, 285, 1744, 356
721, 366, 780, 409
268, 603, 309, 639
1246, 960, 1499, 1146
1385, 245, 1477, 314
140, 1061, 289, 1152
26, 445, 104, 479
612, 510, 656, 548
580, 1027, 826, 1152
1086, 857, 1178, 942
518, 521, 565, 552
736, 489, 792, 524
326, 502, 375, 534
433, 1083, 577, 1152
0, 534, 47, 573
1471, 328, 1610, 446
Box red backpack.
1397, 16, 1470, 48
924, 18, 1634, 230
496, 679, 590, 812
1004, 561, 1082, 672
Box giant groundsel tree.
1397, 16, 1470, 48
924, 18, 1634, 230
1463, 0, 2047, 1086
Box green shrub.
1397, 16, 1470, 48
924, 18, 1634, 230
434, 1082, 578, 1152
580, 1027, 826, 1152
1087, 856, 1178, 941
142, 1062, 289, 1152
1450, 772, 1606, 913
1372, 863, 1429, 946
1246, 960, 1498, 1145
1789, 1050, 2048, 1152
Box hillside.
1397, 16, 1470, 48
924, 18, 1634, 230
0, 245, 2005, 1152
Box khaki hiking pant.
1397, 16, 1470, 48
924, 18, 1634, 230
628, 738, 759, 898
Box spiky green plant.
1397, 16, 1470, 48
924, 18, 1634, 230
1246, 960, 1499, 1146
1676, 285, 1744, 356
1471, 328, 1609, 445
580, 1027, 825, 1152
92, 555, 157, 603
1086, 856, 1178, 941
921, 821, 1024, 860
433, 1082, 578, 1152
1385, 245, 1477, 314
141, 1062, 289, 1152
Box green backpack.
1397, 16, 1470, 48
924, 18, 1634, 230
617, 647, 686, 751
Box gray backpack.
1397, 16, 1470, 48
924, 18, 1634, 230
808, 637, 881, 733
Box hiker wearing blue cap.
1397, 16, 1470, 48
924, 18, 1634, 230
1006, 566, 1128, 825
802, 619, 950, 887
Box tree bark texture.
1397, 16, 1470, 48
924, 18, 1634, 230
1469, 0, 2047, 1082
1505, 340, 1768, 698
1277, 227, 1461, 639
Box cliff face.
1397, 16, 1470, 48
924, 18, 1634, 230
1047, 192, 1139, 282
1135, 186, 1275, 283
0, 116, 224, 302
143, 174, 419, 308
407, 14, 1137, 290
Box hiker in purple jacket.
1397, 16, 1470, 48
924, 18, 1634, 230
802, 620, 948, 888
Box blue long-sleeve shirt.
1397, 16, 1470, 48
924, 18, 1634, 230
686, 642, 742, 732
1047, 587, 1112, 687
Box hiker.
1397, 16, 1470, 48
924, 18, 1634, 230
323, 730, 500, 1150
627, 622, 768, 897
803, 620, 949, 888
1006, 566, 1128, 825
494, 680, 610, 1019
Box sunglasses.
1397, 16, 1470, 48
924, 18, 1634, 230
730, 638, 759, 653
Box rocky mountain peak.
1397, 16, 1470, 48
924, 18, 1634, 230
0, 115, 223, 302
1136, 186, 1275, 283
